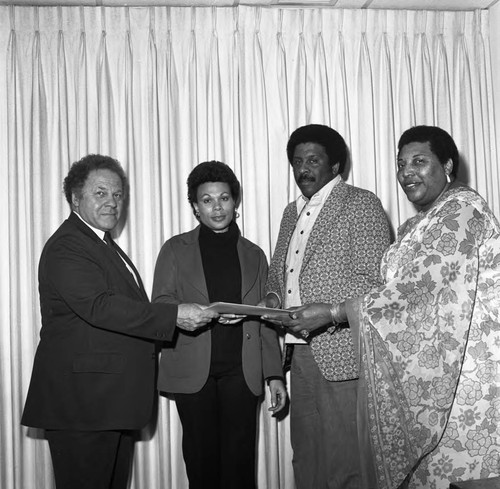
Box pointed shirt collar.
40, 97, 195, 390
73, 211, 106, 241
296, 174, 341, 213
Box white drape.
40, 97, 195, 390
1, 6, 497, 489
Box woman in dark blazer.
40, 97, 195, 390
152, 161, 286, 489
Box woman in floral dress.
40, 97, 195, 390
274, 125, 500, 488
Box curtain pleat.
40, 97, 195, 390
413, 15, 434, 124
352, 29, 375, 189
374, 31, 399, 227
434, 23, 453, 135
271, 10, 294, 245
1, 6, 498, 489
310, 30, 330, 128
330, 27, 350, 154
455, 17, 478, 190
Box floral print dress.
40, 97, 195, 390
355, 185, 500, 489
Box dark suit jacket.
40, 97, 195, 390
152, 226, 283, 396
22, 212, 178, 431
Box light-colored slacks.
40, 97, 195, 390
290, 345, 361, 489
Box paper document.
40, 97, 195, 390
206, 301, 290, 318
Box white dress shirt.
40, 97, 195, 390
284, 175, 341, 343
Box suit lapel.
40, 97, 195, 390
181, 227, 260, 304
68, 213, 146, 301
180, 228, 210, 301
238, 239, 259, 302
108, 240, 149, 301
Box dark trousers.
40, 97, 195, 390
290, 345, 361, 489
175, 364, 259, 489
46, 429, 134, 489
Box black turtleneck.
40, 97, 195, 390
199, 220, 242, 369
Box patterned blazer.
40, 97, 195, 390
266, 180, 391, 381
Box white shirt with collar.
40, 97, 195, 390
284, 175, 341, 343
74, 210, 106, 240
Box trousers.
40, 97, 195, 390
290, 345, 361, 489
175, 363, 259, 489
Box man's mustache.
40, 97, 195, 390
298, 174, 315, 183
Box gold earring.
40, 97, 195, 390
446, 174, 451, 184
235, 211, 240, 219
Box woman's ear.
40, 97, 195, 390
444, 159, 453, 180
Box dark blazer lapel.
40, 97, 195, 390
238, 239, 260, 302
110, 241, 149, 301
68, 213, 146, 301
180, 228, 210, 302
301, 181, 347, 270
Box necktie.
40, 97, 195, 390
103, 232, 139, 286
103, 231, 113, 247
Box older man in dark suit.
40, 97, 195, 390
21, 154, 218, 489
263, 125, 391, 489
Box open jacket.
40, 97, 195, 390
266, 180, 391, 381
152, 225, 283, 395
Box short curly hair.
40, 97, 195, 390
187, 161, 241, 212
286, 124, 347, 174
397, 125, 459, 177
63, 154, 127, 205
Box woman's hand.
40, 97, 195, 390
268, 379, 287, 415
218, 314, 246, 325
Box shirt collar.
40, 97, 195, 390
298, 174, 341, 208
73, 211, 106, 241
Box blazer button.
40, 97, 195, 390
246, 333, 251, 339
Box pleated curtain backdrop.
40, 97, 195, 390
0, 5, 498, 489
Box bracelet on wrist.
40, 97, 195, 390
329, 303, 342, 325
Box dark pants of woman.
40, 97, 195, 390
175, 364, 259, 489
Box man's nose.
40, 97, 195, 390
106, 196, 119, 207
297, 162, 310, 174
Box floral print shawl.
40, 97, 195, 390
352, 185, 500, 489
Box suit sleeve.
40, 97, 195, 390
346, 191, 392, 294
43, 235, 178, 341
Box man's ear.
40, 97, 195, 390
71, 192, 80, 209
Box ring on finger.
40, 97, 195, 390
300, 329, 310, 339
